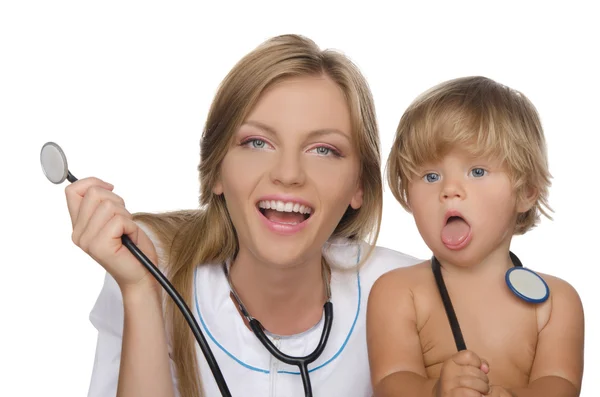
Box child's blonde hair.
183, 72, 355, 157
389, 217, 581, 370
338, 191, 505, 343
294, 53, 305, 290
386, 76, 552, 235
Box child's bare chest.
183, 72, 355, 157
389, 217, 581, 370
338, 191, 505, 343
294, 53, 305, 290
417, 280, 539, 388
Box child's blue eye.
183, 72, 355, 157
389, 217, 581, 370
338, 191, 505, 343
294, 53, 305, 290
423, 173, 440, 183
471, 168, 487, 178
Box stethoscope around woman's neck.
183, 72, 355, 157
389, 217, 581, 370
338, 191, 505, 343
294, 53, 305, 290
223, 262, 333, 397
40, 142, 332, 397
432, 251, 550, 351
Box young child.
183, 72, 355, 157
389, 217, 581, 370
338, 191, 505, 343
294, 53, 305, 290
368, 76, 584, 397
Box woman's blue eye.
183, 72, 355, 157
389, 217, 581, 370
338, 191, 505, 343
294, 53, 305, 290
471, 168, 486, 178
315, 147, 331, 155
250, 139, 266, 149
308, 146, 341, 157
424, 173, 440, 183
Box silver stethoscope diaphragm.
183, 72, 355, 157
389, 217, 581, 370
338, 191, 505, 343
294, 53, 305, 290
40, 142, 76, 184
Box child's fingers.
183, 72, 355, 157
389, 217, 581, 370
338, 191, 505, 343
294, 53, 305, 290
480, 359, 490, 374
452, 350, 483, 369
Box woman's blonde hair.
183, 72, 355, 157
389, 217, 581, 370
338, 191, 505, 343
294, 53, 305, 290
133, 34, 382, 397
386, 76, 552, 235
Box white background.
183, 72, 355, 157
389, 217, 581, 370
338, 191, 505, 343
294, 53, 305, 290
1, 1, 598, 395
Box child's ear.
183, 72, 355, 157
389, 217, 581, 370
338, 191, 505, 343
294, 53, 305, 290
517, 186, 538, 213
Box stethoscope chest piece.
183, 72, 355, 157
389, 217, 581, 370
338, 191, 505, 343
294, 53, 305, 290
505, 267, 549, 303
505, 251, 549, 304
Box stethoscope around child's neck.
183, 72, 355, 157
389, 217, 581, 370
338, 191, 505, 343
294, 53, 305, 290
432, 251, 550, 351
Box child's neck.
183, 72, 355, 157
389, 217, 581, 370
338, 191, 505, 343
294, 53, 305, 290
227, 248, 328, 336
436, 239, 515, 280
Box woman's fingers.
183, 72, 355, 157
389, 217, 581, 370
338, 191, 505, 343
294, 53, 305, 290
78, 199, 132, 253
65, 177, 115, 227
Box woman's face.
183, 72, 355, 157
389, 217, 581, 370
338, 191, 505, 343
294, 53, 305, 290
213, 75, 363, 268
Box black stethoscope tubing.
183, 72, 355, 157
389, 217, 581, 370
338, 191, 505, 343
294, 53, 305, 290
249, 304, 333, 397
68, 172, 233, 397
432, 252, 523, 351
224, 263, 334, 397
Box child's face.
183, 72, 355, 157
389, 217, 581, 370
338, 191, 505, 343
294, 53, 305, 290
407, 147, 522, 266
213, 75, 363, 267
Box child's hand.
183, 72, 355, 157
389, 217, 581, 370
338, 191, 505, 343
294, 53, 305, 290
486, 385, 516, 397
65, 177, 158, 292
435, 350, 490, 397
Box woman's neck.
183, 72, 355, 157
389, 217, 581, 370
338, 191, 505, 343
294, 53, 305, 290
227, 248, 328, 336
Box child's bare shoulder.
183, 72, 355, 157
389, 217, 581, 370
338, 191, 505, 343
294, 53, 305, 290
534, 271, 582, 307
530, 271, 583, 331
370, 259, 433, 298
538, 271, 577, 290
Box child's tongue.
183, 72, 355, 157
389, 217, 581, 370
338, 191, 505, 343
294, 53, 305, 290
441, 218, 470, 245
264, 209, 305, 224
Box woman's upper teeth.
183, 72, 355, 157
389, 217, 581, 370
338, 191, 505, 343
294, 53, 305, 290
258, 200, 312, 214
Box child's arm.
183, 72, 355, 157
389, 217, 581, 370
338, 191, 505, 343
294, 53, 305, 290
367, 269, 489, 397
492, 277, 585, 397
367, 269, 433, 396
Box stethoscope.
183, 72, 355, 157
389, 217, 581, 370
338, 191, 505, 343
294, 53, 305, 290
432, 251, 550, 351
40, 141, 332, 397
223, 263, 333, 397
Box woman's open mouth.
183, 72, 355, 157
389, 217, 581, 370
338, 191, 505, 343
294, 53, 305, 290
256, 199, 313, 235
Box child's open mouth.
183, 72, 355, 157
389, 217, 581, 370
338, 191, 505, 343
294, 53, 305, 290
441, 212, 472, 250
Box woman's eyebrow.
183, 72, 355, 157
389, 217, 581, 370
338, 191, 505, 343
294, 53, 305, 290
306, 129, 351, 142
243, 120, 350, 142
242, 120, 277, 136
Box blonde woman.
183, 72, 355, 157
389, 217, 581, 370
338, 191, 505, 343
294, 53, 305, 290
66, 34, 420, 397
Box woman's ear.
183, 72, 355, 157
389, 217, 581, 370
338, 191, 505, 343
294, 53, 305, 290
350, 186, 363, 210
212, 178, 223, 195
403, 189, 413, 213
